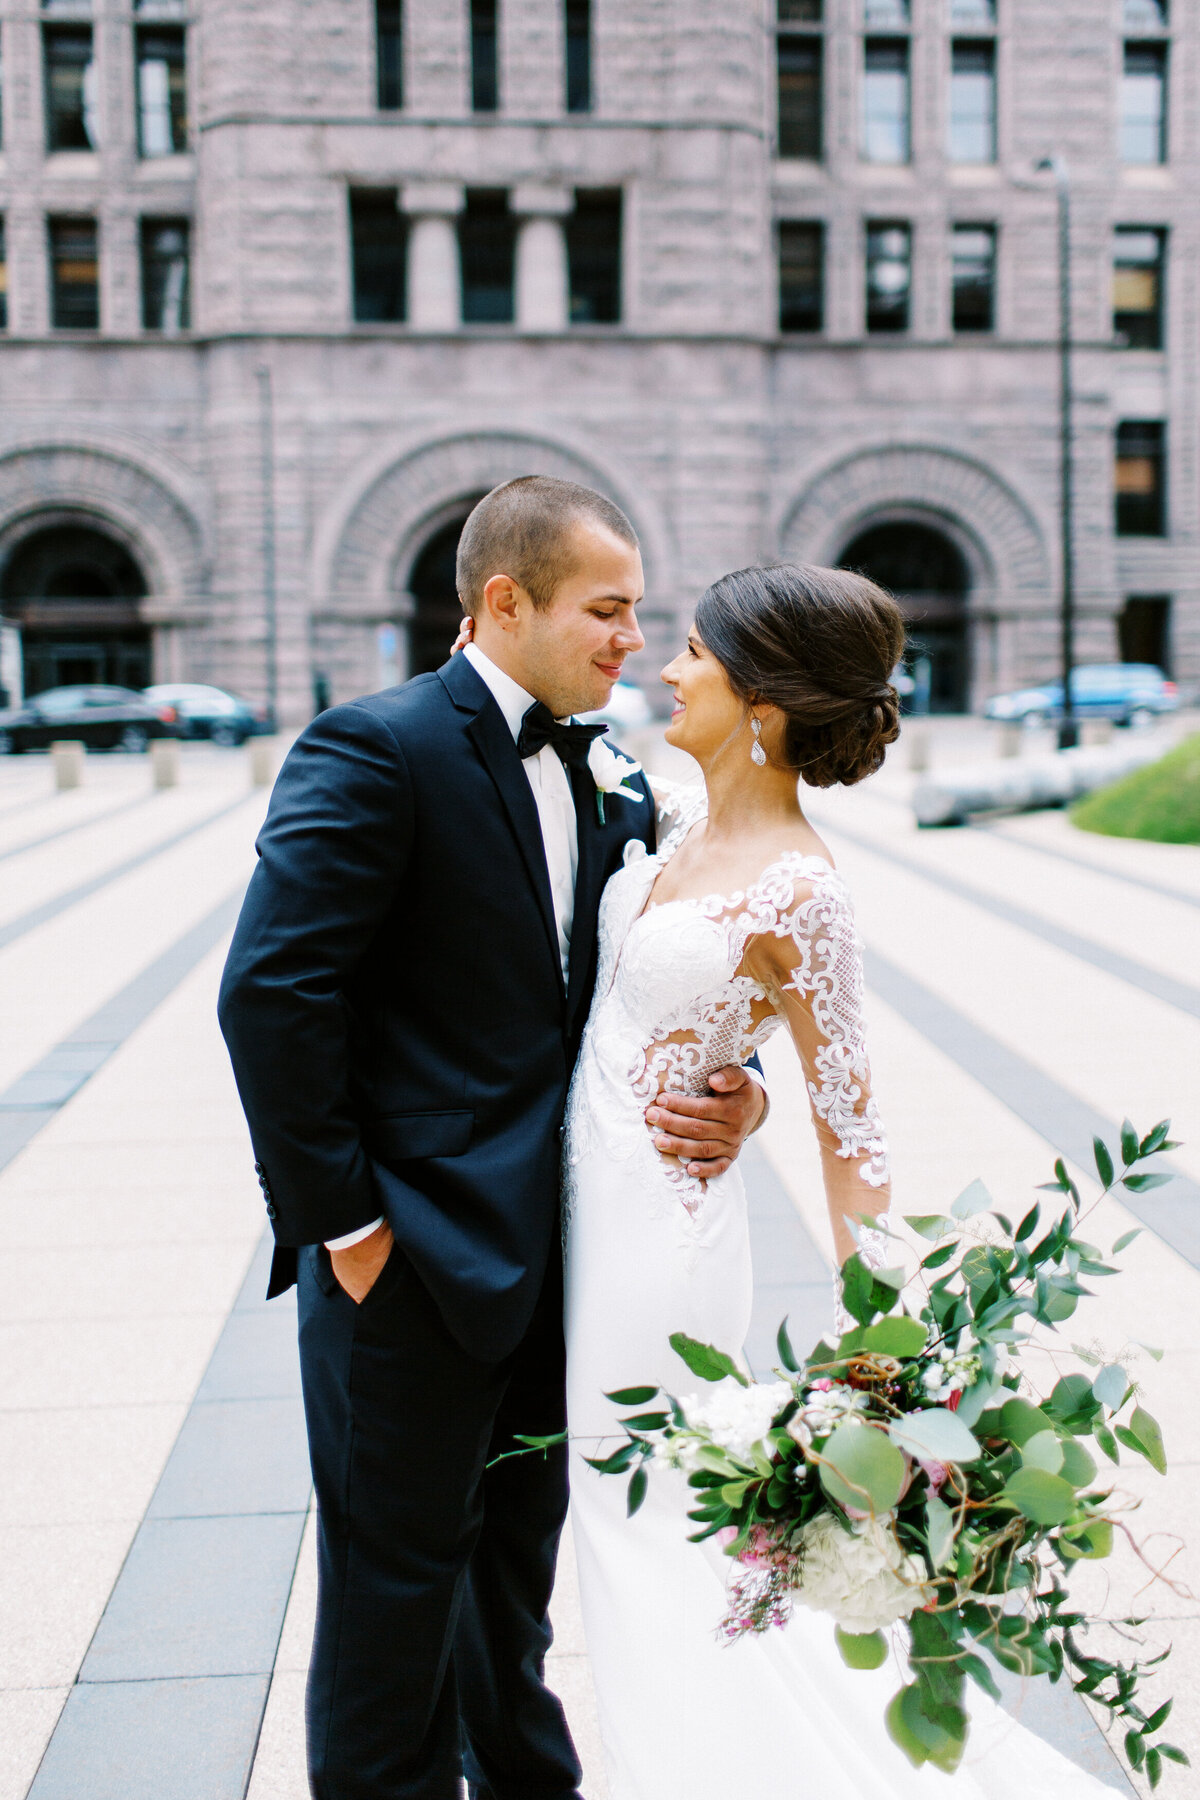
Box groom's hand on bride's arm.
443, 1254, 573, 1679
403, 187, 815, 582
645, 1066, 767, 1178
329, 1219, 394, 1302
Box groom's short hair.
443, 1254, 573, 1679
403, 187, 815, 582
456, 476, 639, 613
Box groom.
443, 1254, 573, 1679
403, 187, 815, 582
218, 476, 766, 1800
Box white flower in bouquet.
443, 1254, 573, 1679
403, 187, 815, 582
680, 1379, 794, 1463
794, 1512, 932, 1634
795, 1380, 871, 1439
921, 1335, 983, 1404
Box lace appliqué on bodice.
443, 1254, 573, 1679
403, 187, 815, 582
564, 780, 889, 1234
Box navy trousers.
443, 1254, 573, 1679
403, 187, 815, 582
297, 1240, 583, 1800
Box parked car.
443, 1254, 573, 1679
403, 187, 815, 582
578, 680, 654, 732
984, 664, 1178, 729
143, 683, 270, 747
0, 684, 178, 755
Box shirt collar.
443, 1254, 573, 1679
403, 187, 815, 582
462, 642, 573, 744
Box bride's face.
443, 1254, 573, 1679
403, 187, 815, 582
660, 627, 747, 761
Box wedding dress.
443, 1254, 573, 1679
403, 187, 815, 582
562, 782, 1120, 1800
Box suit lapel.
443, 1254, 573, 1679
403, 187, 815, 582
440, 656, 565, 995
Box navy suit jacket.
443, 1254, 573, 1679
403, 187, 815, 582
217, 653, 660, 1362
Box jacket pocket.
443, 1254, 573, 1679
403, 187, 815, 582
362, 1109, 474, 1164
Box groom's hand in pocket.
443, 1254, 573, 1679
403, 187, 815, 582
330, 1220, 394, 1303
645, 1066, 766, 1179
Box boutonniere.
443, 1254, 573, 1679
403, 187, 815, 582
587, 738, 646, 825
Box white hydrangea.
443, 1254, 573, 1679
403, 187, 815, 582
796, 1382, 872, 1439
921, 1334, 983, 1405
678, 1379, 794, 1463
793, 1512, 932, 1634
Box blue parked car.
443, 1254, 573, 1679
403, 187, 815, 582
143, 683, 272, 747
984, 664, 1178, 729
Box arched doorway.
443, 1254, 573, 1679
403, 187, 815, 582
839, 521, 970, 713
0, 522, 151, 696
404, 497, 486, 679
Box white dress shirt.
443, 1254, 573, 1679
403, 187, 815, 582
325, 644, 580, 1251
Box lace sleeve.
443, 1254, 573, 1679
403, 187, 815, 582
742, 868, 890, 1291
648, 776, 707, 853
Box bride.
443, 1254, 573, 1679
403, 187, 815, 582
562, 563, 1119, 1800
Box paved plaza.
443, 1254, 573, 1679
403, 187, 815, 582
1, 719, 1198, 1799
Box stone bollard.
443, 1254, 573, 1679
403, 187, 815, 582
151, 737, 179, 789
249, 736, 278, 788
1081, 719, 1113, 747
50, 740, 85, 791
996, 722, 1022, 759
906, 727, 931, 774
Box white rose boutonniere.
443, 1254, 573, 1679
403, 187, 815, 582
587, 737, 646, 825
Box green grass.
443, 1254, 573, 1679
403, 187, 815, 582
1070, 733, 1200, 844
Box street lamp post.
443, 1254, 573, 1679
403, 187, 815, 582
256, 364, 280, 730
1037, 156, 1078, 752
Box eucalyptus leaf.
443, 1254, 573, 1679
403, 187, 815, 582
1001, 1466, 1078, 1526
1123, 1171, 1173, 1192
1130, 1405, 1168, 1475
668, 1331, 747, 1387
951, 1178, 995, 1220
885, 1687, 930, 1770
925, 1493, 956, 1570
1092, 1363, 1128, 1411
1093, 1421, 1120, 1464
998, 1396, 1052, 1446
1112, 1228, 1143, 1254
605, 1386, 660, 1406
1121, 1119, 1140, 1167
858, 1316, 928, 1358
1093, 1136, 1115, 1189
922, 1241, 958, 1271
954, 1377, 1001, 1429
889, 1407, 980, 1465
1060, 1517, 1113, 1560
1059, 1438, 1097, 1487
776, 1317, 799, 1373
906, 1214, 954, 1241
1020, 1431, 1064, 1475
819, 1420, 907, 1514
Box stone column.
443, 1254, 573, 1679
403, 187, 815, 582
401, 182, 465, 329
512, 184, 572, 332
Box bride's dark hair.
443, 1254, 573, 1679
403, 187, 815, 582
694, 563, 905, 788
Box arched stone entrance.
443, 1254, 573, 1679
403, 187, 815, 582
404, 496, 486, 678
839, 521, 970, 713
0, 521, 151, 696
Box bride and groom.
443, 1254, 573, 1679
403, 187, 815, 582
219, 478, 1113, 1800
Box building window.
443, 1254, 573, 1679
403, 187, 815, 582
866, 221, 910, 332
566, 189, 620, 323
459, 190, 514, 323
471, 0, 498, 113
43, 25, 97, 152
565, 0, 590, 113
376, 0, 402, 110
349, 191, 407, 323
1115, 421, 1165, 536
1113, 228, 1164, 349
863, 39, 909, 164
1118, 595, 1171, 673
950, 0, 994, 19
140, 218, 189, 331
1121, 43, 1166, 163
952, 224, 995, 332
864, 0, 908, 22
0, 219, 7, 331
136, 27, 186, 156
779, 221, 823, 332
49, 215, 99, 329
1123, 0, 1167, 25
777, 2, 822, 161
949, 39, 995, 162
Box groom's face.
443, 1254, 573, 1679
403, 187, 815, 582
492, 522, 645, 718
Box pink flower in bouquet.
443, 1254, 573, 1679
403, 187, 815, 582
919, 1458, 949, 1494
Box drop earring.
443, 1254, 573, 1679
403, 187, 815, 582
750, 717, 767, 766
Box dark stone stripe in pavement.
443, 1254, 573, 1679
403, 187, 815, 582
0, 793, 252, 951
0, 793, 151, 866
28, 1235, 310, 1800
864, 947, 1200, 1268
742, 1154, 1132, 1791
819, 816, 1200, 1023
0, 886, 247, 1175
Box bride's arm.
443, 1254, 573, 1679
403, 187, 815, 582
743, 881, 890, 1269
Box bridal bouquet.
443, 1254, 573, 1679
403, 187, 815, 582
587, 1120, 1188, 1787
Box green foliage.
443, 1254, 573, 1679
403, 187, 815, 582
819, 1420, 908, 1514
668, 1331, 747, 1387
836, 1626, 888, 1669
1070, 733, 1200, 844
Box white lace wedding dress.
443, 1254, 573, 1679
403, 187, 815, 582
562, 783, 1119, 1800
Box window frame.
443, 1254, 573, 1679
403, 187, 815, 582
865, 218, 911, 333
948, 36, 996, 164
1113, 226, 1165, 350
565, 0, 591, 114
48, 213, 100, 331
776, 3, 823, 163
1114, 419, 1167, 538
1120, 41, 1168, 165
778, 219, 824, 334
862, 37, 911, 165
565, 187, 622, 324
139, 215, 191, 332
43, 22, 97, 154
951, 222, 996, 333
470, 0, 499, 114
349, 188, 409, 325
135, 23, 188, 158
375, 0, 402, 111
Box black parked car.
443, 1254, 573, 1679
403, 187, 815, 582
0, 685, 179, 755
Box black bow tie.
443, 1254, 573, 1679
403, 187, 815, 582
515, 702, 608, 772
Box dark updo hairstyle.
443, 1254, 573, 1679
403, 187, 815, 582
694, 562, 905, 788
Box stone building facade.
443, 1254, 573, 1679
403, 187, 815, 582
0, 0, 1195, 720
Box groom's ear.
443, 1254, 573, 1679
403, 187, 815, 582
480, 572, 527, 631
